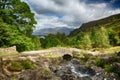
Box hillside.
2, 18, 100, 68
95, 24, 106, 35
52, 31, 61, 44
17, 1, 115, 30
69, 13, 120, 37
33, 27, 74, 36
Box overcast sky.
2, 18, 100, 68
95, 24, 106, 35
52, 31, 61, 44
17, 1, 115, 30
22, 0, 120, 30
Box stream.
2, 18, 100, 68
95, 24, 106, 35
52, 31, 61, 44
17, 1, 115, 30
68, 63, 90, 78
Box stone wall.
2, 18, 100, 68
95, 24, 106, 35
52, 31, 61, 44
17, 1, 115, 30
0, 46, 16, 53
0, 57, 3, 73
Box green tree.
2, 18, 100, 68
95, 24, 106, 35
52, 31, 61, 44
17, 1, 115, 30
56, 32, 67, 45
108, 29, 119, 46
10, 35, 35, 52
0, 22, 12, 47
91, 27, 110, 48
67, 37, 77, 46
31, 36, 41, 50
0, 0, 36, 37
0, 0, 40, 52
80, 34, 92, 49
40, 34, 61, 48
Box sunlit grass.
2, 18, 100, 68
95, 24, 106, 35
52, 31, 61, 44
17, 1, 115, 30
0, 51, 18, 56
102, 46, 120, 54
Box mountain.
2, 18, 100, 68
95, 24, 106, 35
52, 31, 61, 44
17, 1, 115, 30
33, 27, 74, 36
69, 13, 120, 37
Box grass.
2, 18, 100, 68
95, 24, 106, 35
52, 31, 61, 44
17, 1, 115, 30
37, 67, 53, 79
21, 61, 36, 69
8, 60, 37, 72
102, 46, 120, 54
8, 62, 23, 71
39, 52, 61, 58
104, 64, 114, 72
0, 51, 18, 56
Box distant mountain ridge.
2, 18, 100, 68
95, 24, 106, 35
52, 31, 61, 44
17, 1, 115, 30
69, 13, 120, 37
33, 27, 74, 36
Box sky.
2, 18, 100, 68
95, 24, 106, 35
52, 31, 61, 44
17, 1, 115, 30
22, 0, 120, 30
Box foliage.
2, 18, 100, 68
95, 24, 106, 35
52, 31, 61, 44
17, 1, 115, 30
104, 64, 114, 72
8, 61, 36, 71
10, 35, 35, 52
56, 32, 68, 44
0, 0, 36, 35
67, 37, 77, 46
0, 0, 40, 52
21, 61, 36, 69
40, 33, 64, 48
31, 36, 41, 50
91, 27, 110, 48
0, 22, 13, 47
109, 54, 119, 63
108, 29, 119, 46
101, 46, 120, 54
8, 62, 23, 71
37, 67, 53, 79
80, 34, 92, 49
95, 58, 105, 68
0, 22, 36, 52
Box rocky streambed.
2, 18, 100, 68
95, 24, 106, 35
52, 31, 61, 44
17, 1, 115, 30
0, 47, 120, 80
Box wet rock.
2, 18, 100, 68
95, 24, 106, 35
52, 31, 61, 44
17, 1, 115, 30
92, 72, 105, 80
56, 66, 72, 77
74, 65, 95, 76
49, 65, 60, 73
61, 74, 77, 80
19, 78, 24, 80
86, 68, 96, 76
104, 73, 120, 80
71, 59, 81, 65
80, 76, 92, 80
113, 62, 120, 71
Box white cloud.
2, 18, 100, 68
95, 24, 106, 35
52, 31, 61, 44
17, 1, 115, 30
23, 0, 120, 30
34, 14, 68, 30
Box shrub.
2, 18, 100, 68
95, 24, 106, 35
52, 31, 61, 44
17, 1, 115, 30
79, 34, 92, 49
8, 62, 23, 71
104, 64, 114, 72
82, 53, 91, 61
91, 27, 110, 48
109, 55, 119, 63
8, 61, 36, 71
21, 61, 36, 69
95, 58, 105, 68
10, 35, 35, 52
37, 67, 53, 79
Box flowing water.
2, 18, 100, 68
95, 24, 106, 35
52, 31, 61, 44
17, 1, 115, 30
67, 63, 90, 77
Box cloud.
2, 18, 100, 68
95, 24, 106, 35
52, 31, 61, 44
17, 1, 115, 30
34, 14, 68, 30
23, 0, 120, 31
